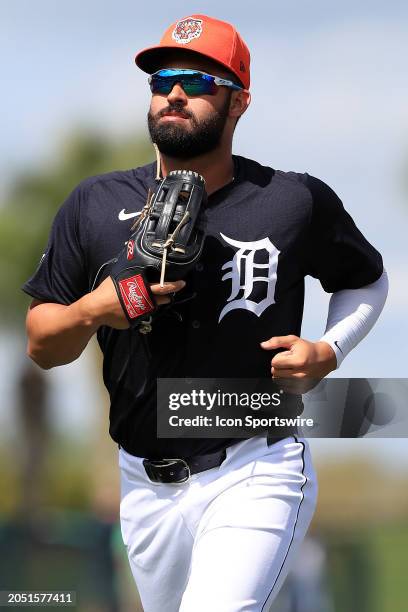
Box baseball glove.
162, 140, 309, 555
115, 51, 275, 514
108, 170, 207, 333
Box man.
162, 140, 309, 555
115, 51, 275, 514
23, 14, 387, 612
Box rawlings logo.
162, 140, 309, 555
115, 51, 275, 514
118, 274, 154, 319
128, 282, 145, 309
172, 18, 203, 44
127, 240, 135, 260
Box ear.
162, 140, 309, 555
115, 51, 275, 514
229, 90, 251, 119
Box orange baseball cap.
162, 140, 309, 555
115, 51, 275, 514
135, 14, 250, 89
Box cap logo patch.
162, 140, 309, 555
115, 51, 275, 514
172, 18, 203, 45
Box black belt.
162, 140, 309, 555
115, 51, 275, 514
142, 436, 286, 484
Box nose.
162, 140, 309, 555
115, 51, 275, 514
167, 82, 188, 106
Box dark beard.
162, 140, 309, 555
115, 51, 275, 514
147, 95, 231, 159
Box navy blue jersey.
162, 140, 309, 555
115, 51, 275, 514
23, 155, 383, 457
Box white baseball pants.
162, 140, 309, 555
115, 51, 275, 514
119, 435, 317, 612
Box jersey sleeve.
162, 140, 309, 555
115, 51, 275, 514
302, 174, 383, 292
22, 183, 90, 304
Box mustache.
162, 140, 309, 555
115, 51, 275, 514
156, 104, 195, 120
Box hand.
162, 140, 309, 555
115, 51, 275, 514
82, 277, 186, 330
260, 335, 337, 392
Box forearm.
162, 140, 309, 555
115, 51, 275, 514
319, 268, 388, 368
26, 294, 100, 369
25, 276, 184, 369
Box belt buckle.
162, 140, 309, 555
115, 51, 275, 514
143, 458, 191, 484
163, 458, 191, 484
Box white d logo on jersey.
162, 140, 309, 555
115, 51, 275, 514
219, 233, 280, 322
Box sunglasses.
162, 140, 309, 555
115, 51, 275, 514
148, 69, 243, 96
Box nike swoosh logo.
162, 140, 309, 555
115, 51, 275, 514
334, 341, 344, 354
118, 209, 142, 221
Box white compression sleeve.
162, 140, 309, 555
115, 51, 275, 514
319, 269, 388, 368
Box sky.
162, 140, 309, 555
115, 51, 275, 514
1, 1, 408, 465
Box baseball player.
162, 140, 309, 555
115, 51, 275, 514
23, 14, 388, 612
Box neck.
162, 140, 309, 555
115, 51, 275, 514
157, 145, 234, 195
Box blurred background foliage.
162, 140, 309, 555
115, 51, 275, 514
0, 130, 153, 323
